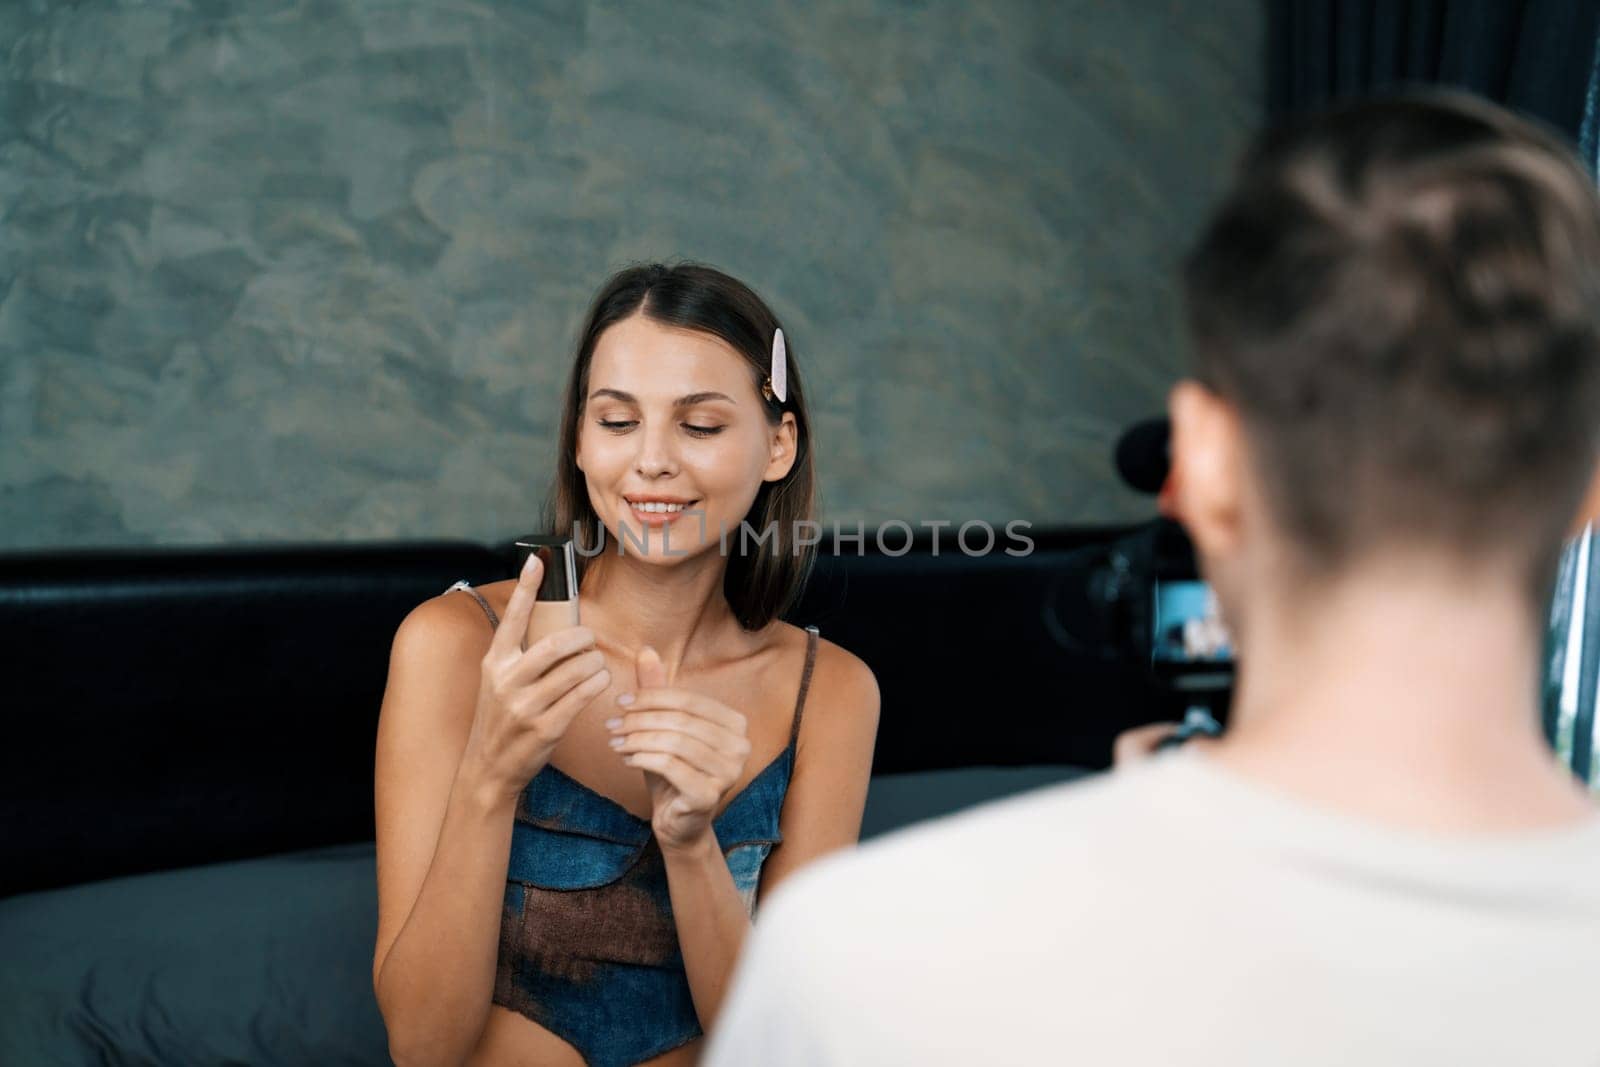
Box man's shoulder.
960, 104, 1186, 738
762, 761, 1177, 932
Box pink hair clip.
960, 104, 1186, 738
762, 328, 787, 405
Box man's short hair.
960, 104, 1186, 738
1183, 90, 1600, 592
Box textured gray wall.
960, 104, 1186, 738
0, 0, 1262, 550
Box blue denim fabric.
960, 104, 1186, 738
494, 743, 794, 1066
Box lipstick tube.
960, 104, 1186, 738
514, 535, 580, 652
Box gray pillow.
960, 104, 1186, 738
0, 842, 388, 1066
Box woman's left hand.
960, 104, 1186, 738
608, 646, 752, 852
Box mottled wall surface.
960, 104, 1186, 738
0, 0, 1261, 549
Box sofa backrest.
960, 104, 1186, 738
0, 530, 1170, 896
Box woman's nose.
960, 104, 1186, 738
634, 422, 679, 478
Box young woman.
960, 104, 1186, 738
371, 263, 880, 1067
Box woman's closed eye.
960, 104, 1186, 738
597, 419, 726, 438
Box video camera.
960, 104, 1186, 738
1045, 419, 1231, 741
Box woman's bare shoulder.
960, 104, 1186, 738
391, 583, 500, 661
810, 634, 878, 706
784, 626, 879, 724
377, 589, 497, 760
755, 621, 874, 683
786, 629, 879, 770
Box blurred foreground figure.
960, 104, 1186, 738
707, 91, 1600, 1066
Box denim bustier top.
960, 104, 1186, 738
444, 581, 819, 1066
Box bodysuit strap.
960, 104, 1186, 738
789, 625, 821, 748
445, 580, 500, 630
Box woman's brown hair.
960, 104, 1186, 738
544, 262, 817, 630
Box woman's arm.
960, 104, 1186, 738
659, 822, 759, 1031
657, 641, 880, 1030
751, 641, 880, 898
371, 598, 512, 1067
374, 563, 609, 1066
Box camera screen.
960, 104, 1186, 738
1152, 580, 1234, 664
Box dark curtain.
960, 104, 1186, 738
1268, 0, 1600, 140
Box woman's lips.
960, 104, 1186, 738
623, 499, 700, 526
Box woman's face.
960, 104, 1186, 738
576, 313, 797, 564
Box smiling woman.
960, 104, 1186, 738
371, 262, 879, 1067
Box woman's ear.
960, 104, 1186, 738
763, 413, 799, 482
1167, 380, 1246, 561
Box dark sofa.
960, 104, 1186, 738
0, 530, 1177, 1064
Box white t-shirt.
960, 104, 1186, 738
705, 749, 1600, 1066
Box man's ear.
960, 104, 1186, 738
763, 413, 799, 482
1167, 380, 1245, 560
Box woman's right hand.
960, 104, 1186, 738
456, 554, 611, 801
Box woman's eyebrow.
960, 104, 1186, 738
676, 390, 737, 406
588, 388, 738, 406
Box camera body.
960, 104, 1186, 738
1048, 518, 1234, 729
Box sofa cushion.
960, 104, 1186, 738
0, 842, 387, 1066
859, 764, 1091, 839
0, 765, 1093, 1064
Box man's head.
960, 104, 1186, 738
1171, 90, 1600, 620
